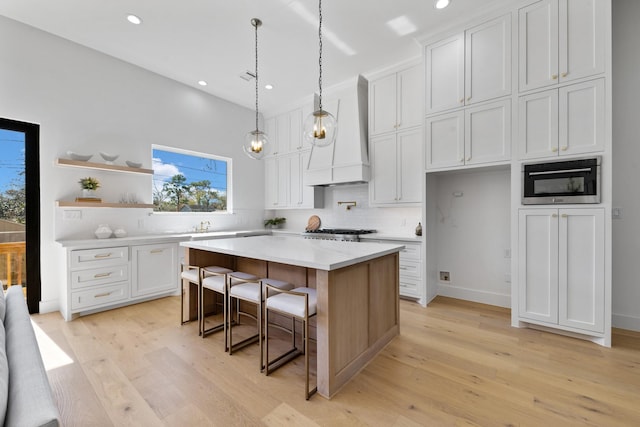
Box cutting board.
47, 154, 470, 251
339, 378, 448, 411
306, 215, 321, 231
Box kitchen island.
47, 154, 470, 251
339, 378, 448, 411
181, 235, 403, 398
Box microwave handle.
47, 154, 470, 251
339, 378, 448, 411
528, 168, 592, 176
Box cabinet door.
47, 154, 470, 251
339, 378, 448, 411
289, 153, 303, 207
277, 156, 290, 207
519, 89, 559, 159
425, 110, 464, 170
132, 243, 178, 297
397, 128, 423, 204
425, 33, 465, 114
275, 113, 290, 155
465, 15, 512, 104
558, 208, 604, 333
559, 0, 605, 83
519, 0, 559, 92
369, 73, 398, 135
397, 65, 423, 130
370, 134, 398, 204
518, 209, 559, 324
559, 79, 605, 155
298, 150, 321, 209
264, 117, 277, 156
465, 99, 511, 165
264, 157, 279, 209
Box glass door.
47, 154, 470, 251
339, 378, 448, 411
0, 118, 40, 313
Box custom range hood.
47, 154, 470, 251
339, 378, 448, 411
304, 75, 369, 186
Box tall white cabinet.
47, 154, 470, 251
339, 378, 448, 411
518, 209, 605, 334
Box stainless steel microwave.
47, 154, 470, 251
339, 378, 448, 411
522, 156, 601, 205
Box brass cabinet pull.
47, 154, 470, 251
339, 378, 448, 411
94, 253, 112, 259
561, 72, 567, 77
93, 272, 112, 278
552, 213, 558, 218
94, 292, 112, 298
561, 146, 568, 151
552, 74, 558, 80
459, 98, 464, 103
150, 249, 164, 254
551, 147, 558, 152
561, 214, 568, 218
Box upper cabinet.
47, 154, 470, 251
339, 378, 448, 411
369, 64, 423, 136
518, 78, 605, 159
425, 14, 512, 115
518, 0, 606, 93
265, 107, 303, 156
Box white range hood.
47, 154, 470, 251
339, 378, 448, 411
304, 75, 369, 186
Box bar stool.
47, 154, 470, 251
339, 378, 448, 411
227, 274, 292, 367
200, 266, 233, 338
262, 285, 318, 400
179, 263, 201, 326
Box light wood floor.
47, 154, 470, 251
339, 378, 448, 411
33, 296, 640, 426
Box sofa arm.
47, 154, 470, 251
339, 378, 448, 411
3, 286, 60, 427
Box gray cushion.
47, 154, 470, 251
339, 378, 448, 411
4, 286, 60, 427
0, 318, 8, 425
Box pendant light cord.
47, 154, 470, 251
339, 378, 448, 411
254, 19, 260, 132
318, 0, 323, 112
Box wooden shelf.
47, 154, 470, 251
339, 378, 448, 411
57, 201, 154, 208
56, 158, 153, 175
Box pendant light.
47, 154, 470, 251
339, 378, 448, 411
303, 0, 337, 148
243, 18, 269, 160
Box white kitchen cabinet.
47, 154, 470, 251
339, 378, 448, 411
426, 99, 511, 170
425, 14, 511, 115
370, 128, 422, 205
131, 243, 178, 297
68, 246, 130, 316
518, 0, 606, 92
518, 208, 605, 334
369, 63, 423, 136
519, 79, 605, 159
265, 151, 322, 210
266, 108, 303, 156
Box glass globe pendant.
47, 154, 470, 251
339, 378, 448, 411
303, 0, 337, 148
243, 18, 268, 160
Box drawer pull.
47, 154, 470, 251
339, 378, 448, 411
399, 267, 408, 270
94, 272, 112, 278
150, 249, 164, 254
95, 292, 112, 298
94, 253, 113, 259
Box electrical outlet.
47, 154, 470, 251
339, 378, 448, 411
439, 271, 450, 282
612, 207, 623, 219
63, 210, 81, 220
504, 249, 511, 258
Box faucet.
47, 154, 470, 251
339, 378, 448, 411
197, 221, 211, 232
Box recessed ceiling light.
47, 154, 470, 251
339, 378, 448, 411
127, 14, 143, 25
434, 0, 451, 9
198, 80, 208, 86
265, 84, 273, 90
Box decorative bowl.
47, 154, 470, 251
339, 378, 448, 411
67, 151, 93, 161
113, 227, 127, 238
99, 151, 119, 163
125, 160, 142, 168
94, 224, 113, 239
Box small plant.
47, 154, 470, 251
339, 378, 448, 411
78, 177, 100, 190
264, 217, 286, 228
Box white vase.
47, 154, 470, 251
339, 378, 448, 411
82, 188, 97, 198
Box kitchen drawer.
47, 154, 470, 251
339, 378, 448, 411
71, 264, 129, 290
71, 283, 128, 311
70, 246, 129, 269
399, 243, 421, 261
399, 259, 421, 280
400, 278, 421, 298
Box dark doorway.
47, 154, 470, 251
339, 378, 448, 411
0, 118, 40, 313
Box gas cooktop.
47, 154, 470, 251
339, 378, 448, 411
303, 228, 376, 241
305, 228, 376, 235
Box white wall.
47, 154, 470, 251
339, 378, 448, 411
0, 16, 265, 312
612, 0, 640, 331
429, 169, 511, 307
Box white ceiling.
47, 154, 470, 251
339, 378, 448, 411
0, 0, 510, 114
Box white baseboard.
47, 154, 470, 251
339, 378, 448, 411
612, 313, 640, 332
437, 284, 510, 308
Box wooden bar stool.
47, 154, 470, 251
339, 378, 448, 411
227, 274, 292, 367
262, 285, 318, 400
200, 266, 233, 339
179, 263, 201, 327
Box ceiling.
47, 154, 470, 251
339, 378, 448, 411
0, 0, 510, 115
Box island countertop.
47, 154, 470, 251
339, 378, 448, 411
180, 235, 404, 271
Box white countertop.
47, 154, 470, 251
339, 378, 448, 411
181, 235, 404, 271
56, 229, 268, 249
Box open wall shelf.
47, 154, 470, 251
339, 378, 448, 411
56, 158, 153, 175
56, 201, 154, 208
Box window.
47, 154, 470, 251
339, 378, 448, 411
152, 145, 231, 213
